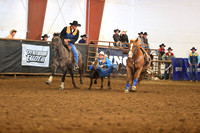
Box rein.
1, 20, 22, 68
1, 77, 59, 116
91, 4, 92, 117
128, 43, 144, 64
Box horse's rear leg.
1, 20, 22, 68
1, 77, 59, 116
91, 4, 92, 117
46, 65, 57, 85
68, 68, 78, 88
131, 68, 143, 92
59, 70, 67, 90
108, 76, 111, 89
79, 64, 83, 84
100, 77, 104, 89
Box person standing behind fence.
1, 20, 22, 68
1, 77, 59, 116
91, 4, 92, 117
60, 20, 81, 70
78, 34, 87, 43
7, 29, 17, 38
120, 30, 129, 47
143, 32, 149, 48
162, 47, 175, 80
137, 32, 144, 45
113, 29, 122, 47
41, 34, 49, 41
188, 47, 200, 82
158, 43, 166, 60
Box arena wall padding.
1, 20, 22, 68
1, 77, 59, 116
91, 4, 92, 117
172, 58, 200, 81
0, 39, 88, 74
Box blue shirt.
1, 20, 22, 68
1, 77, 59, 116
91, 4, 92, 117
188, 52, 200, 64
78, 39, 86, 43
89, 57, 112, 70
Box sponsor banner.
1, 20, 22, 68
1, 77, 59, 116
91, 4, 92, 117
21, 44, 50, 67
172, 58, 200, 81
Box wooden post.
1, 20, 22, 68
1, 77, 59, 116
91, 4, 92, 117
26, 0, 48, 40
86, 0, 105, 43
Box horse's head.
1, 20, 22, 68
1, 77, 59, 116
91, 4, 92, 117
128, 38, 140, 58
52, 33, 62, 48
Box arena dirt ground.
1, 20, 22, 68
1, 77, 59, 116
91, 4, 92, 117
0, 76, 200, 133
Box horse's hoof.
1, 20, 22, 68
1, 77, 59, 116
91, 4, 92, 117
125, 89, 129, 93
108, 87, 112, 89
131, 86, 137, 92
88, 88, 91, 90
46, 81, 51, 85
100, 87, 103, 90
59, 87, 64, 90
80, 81, 83, 84
74, 86, 79, 89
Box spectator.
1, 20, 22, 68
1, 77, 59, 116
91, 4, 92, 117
90, 51, 122, 77
120, 30, 129, 43
60, 20, 81, 70
41, 34, 49, 41
78, 34, 87, 43
7, 29, 17, 38
113, 29, 122, 47
137, 32, 144, 44
188, 47, 200, 82
159, 43, 166, 59
162, 47, 175, 80
143, 32, 149, 48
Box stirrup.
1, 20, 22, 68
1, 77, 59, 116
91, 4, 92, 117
74, 64, 79, 71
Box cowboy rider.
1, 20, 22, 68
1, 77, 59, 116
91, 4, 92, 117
60, 20, 81, 70
90, 51, 122, 77
162, 47, 175, 80
188, 47, 200, 82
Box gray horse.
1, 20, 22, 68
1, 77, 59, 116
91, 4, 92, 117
46, 34, 84, 89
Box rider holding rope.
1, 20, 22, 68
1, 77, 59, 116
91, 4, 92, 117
60, 20, 81, 70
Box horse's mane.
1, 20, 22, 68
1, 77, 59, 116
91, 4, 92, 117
53, 33, 60, 37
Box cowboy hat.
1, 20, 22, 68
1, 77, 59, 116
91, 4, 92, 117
99, 51, 105, 55
42, 34, 49, 38
159, 43, 166, 47
167, 47, 173, 51
81, 34, 87, 38
10, 29, 17, 34
114, 29, 121, 33
122, 29, 127, 32
138, 32, 143, 35
70, 20, 81, 26
191, 47, 197, 50
143, 32, 148, 35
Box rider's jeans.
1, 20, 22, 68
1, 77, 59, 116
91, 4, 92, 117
69, 43, 78, 65
96, 64, 117, 77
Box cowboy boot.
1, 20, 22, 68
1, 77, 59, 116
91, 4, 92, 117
74, 63, 79, 71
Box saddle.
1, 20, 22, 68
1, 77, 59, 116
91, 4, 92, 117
139, 48, 150, 66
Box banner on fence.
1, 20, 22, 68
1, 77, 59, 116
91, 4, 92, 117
98, 48, 128, 66
21, 44, 50, 67
172, 58, 200, 81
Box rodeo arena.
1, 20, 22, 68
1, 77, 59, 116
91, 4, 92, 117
1, 0, 200, 133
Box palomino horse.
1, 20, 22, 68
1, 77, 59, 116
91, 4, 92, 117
125, 38, 152, 93
46, 34, 84, 89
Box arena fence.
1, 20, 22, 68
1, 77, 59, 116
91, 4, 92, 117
2, 38, 197, 81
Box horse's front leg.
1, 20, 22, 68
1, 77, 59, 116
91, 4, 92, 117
59, 70, 67, 90
68, 67, 78, 88
125, 66, 131, 93
131, 67, 143, 92
100, 77, 104, 89
88, 77, 93, 90
46, 64, 57, 85
108, 76, 111, 89
129, 70, 134, 91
